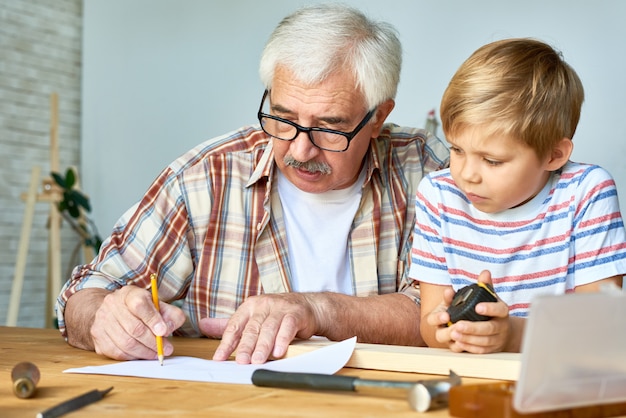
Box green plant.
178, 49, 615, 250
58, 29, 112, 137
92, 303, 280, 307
51, 168, 103, 257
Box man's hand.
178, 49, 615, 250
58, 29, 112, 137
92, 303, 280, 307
200, 291, 424, 364
199, 293, 319, 364
65, 286, 186, 360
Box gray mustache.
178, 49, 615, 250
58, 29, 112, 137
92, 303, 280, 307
283, 155, 331, 175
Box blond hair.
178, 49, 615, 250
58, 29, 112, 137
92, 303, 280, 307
440, 38, 584, 159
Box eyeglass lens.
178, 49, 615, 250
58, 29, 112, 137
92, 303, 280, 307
259, 117, 349, 151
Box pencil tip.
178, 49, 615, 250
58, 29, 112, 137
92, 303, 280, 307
158, 355, 164, 366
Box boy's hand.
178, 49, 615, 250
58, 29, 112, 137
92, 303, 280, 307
424, 285, 456, 346
440, 270, 510, 353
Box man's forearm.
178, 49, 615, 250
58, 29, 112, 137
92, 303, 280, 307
64, 288, 110, 351
308, 292, 424, 346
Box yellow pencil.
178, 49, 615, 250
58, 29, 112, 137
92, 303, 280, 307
150, 273, 164, 366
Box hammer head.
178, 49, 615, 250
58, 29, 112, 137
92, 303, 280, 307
408, 370, 461, 412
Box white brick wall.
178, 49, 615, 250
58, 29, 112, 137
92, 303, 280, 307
0, 0, 83, 327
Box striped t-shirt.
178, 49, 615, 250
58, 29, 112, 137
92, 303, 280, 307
408, 161, 626, 317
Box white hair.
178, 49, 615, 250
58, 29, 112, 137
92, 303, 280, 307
259, 3, 402, 109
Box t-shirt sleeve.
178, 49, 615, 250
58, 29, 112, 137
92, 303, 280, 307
570, 165, 626, 285
407, 174, 451, 286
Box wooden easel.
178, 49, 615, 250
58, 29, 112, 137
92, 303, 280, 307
7, 93, 65, 328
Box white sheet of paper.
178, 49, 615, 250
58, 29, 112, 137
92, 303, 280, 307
63, 337, 356, 384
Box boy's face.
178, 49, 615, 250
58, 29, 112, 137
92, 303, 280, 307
448, 127, 553, 214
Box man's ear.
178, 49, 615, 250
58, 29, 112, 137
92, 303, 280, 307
546, 137, 573, 171
370, 99, 395, 137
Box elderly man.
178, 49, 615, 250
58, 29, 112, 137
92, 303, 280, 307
57, 4, 449, 364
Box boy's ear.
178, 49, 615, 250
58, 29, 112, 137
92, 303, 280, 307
546, 137, 573, 171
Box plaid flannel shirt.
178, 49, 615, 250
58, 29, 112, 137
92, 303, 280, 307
57, 123, 449, 337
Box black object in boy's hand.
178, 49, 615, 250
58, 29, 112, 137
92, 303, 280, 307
447, 282, 497, 325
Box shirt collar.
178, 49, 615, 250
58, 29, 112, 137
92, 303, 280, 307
246, 139, 275, 187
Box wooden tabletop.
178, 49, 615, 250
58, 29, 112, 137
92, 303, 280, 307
0, 326, 491, 417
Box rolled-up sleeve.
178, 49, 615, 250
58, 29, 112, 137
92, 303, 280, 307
55, 166, 194, 338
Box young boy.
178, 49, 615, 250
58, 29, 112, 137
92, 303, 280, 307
408, 38, 626, 354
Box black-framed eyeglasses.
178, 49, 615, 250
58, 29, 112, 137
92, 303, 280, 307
257, 90, 375, 152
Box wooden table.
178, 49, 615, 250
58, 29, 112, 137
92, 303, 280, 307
0, 326, 491, 417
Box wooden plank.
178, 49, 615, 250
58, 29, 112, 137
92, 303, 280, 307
46, 92, 62, 328
7, 166, 41, 326
286, 338, 521, 381
47, 203, 62, 328
50, 92, 59, 173
20, 192, 61, 202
